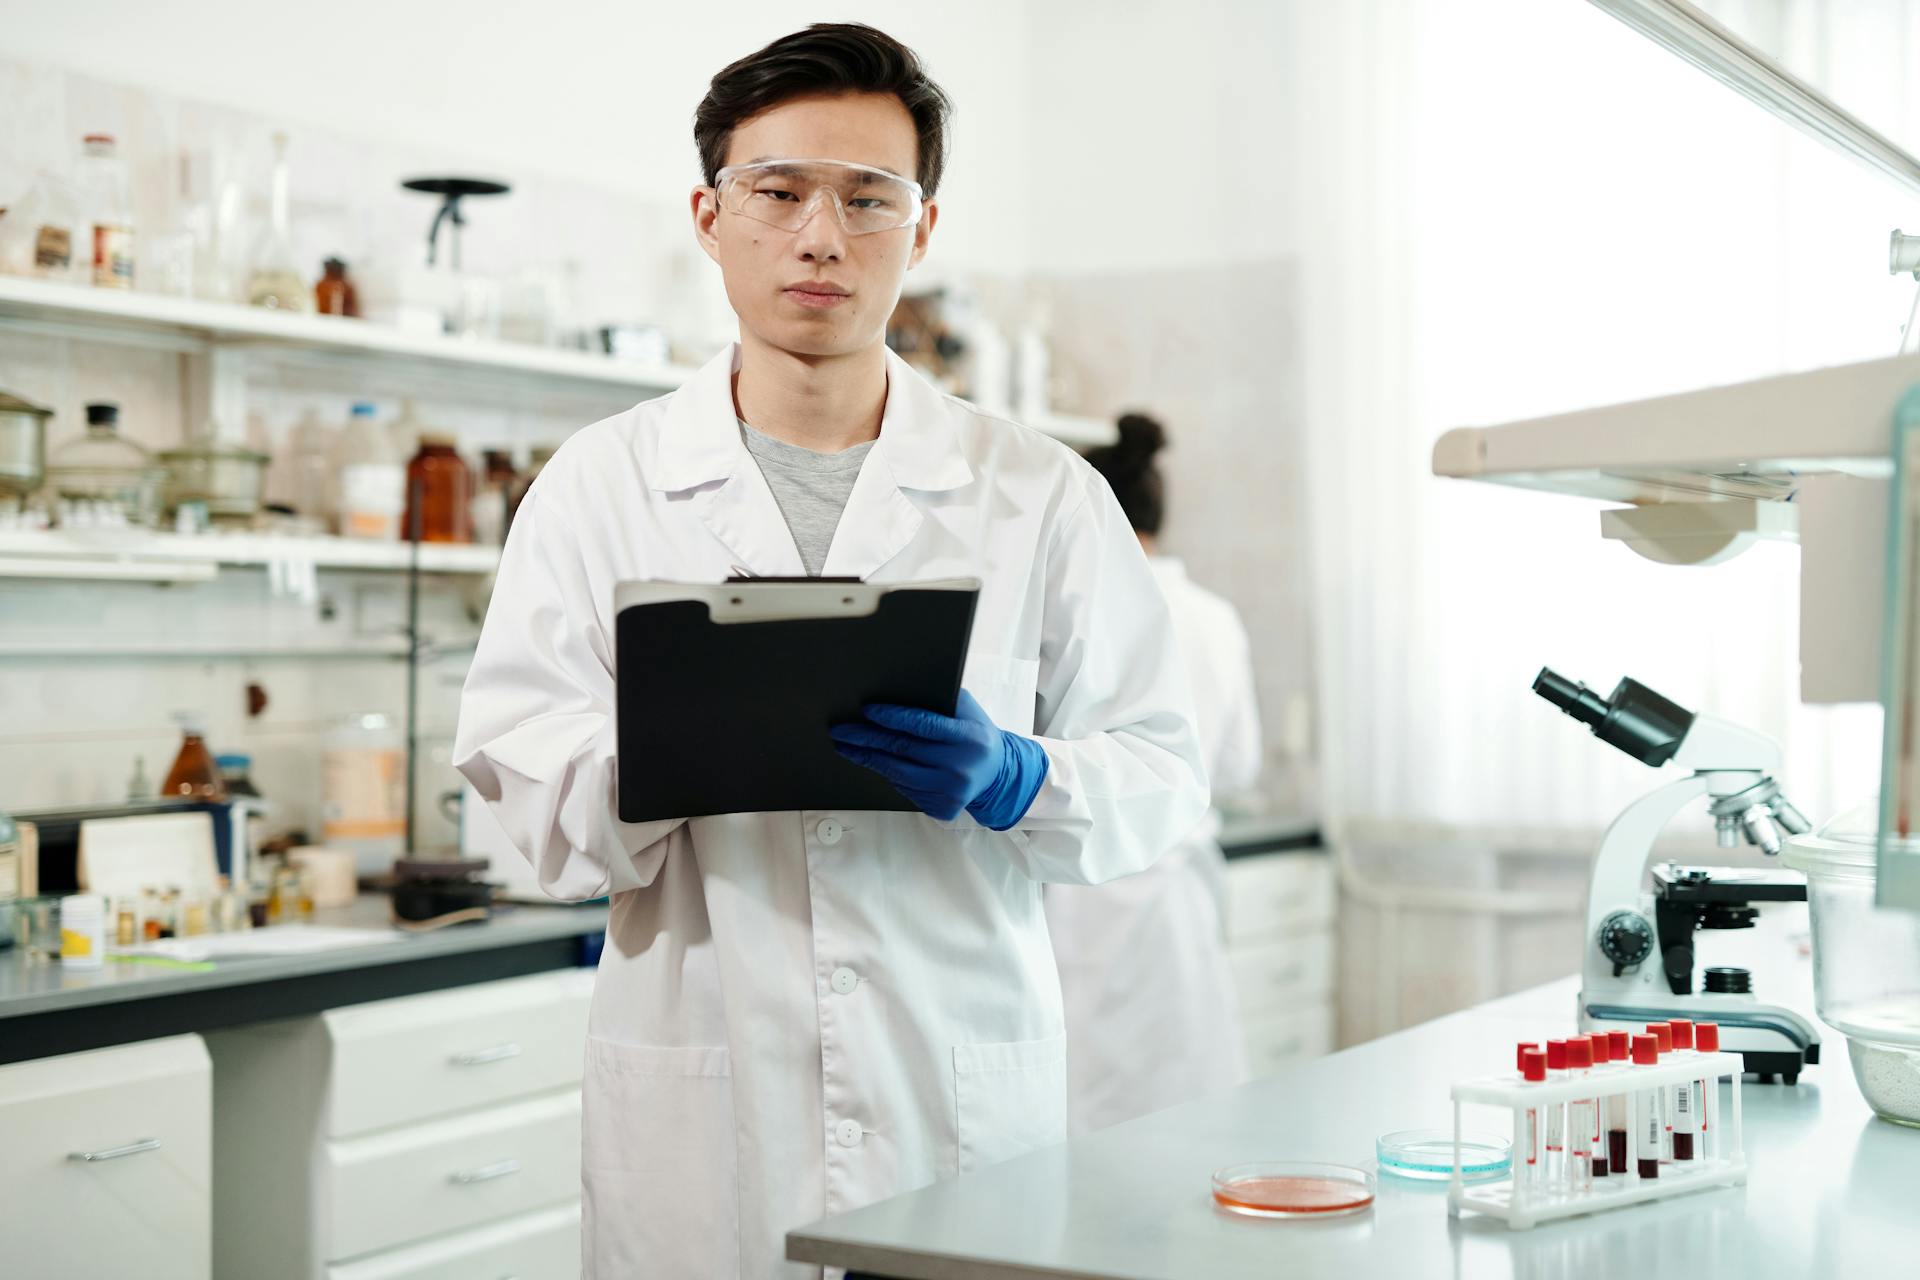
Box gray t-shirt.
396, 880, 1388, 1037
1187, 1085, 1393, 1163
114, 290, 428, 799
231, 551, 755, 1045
738, 420, 877, 575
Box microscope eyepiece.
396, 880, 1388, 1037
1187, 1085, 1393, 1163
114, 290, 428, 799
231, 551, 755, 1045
1533, 667, 1695, 767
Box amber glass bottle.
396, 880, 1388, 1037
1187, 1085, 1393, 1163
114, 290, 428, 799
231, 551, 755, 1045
402, 435, 473, 543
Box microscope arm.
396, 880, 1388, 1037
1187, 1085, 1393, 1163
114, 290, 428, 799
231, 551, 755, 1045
1587, 775, 1711, 927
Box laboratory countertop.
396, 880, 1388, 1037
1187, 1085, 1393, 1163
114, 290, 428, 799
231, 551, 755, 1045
788, 976, 1918, 1279
0, 895, 607, 1065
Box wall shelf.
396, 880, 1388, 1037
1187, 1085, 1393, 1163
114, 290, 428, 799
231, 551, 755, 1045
0, 529, 501, 579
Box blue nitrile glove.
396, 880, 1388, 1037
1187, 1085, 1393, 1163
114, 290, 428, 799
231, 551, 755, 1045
829, 690, 1049, 830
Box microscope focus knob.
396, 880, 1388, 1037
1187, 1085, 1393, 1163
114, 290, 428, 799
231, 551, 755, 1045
1598, 910, 1656, 969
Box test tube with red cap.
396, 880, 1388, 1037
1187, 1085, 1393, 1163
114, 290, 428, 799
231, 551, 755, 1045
1544, 1039, 1568, 1181
1605, 1029, 1631, 1174
1585, 1034, 1610, 1179
1668, 1020, 1697, 1161
1565, 1037, 1595, 1190
1695, 1023, 1721, 1158
1631, 1033, 1661, 1179
1518, 1047, 1547, 1184
1647, 1023, 1674, 1160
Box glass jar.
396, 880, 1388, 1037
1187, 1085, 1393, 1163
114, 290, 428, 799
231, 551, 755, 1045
45, 402, 164, 528
1783, 801, 1920, 1127
402, 434, 473, 543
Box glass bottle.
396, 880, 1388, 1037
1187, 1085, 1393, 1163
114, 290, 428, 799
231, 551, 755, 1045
506, 444, 553, 532
0, 171, 82, 281
337, 402, 404, 540
471, 449, 515, 547
314, 257, 360, 316
77, 134, 134, 289
282, 409, 337, 530
403, 434, 474, 543
246, 132, 308, 311
46, 402, 165, 529
127, 755, 153, 801
161, 713, 228, 801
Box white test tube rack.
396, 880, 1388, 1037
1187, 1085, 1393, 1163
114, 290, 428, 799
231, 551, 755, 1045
1446, 1050, 1746, 1230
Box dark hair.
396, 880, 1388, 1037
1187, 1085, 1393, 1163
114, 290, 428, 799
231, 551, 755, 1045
694, 23, 953, 197
1084, 413, 1167, 537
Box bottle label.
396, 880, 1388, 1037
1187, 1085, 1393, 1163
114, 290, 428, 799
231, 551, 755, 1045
323, 746, 406, 842
340, 465, 404, 539
34, 224, 73, 271
92, 224, 134, 287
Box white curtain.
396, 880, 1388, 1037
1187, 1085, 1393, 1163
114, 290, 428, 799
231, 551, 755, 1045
1297, 0, 1910, 843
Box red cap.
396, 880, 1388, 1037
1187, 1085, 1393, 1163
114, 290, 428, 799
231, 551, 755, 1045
1649, 1023, 1673, 1055
1546, 1039, 1568, 1070
1520, 1048, 1547, 1082
1632, 1033, 1659, 1066
1517, 1042, 1539, 1071
1589, 1033, 1611, 1065
1669, 1019, 1695, 1050
1607, 1029, 1630, 1061
1567, 1038, 1593, 1069
1695, 1023, 1720, 1053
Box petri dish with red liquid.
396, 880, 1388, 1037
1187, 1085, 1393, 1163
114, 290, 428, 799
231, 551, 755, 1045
1211, 1162, 1375, 1219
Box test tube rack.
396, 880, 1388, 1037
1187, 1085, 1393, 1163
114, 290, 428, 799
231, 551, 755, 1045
1447, 1050, 1745, 1230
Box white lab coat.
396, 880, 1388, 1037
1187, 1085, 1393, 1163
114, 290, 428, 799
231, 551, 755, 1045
1044, 557, 1260, 1136
453, 346, 1207, 1278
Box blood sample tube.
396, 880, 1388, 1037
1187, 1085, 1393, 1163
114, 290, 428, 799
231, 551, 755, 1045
1631, 1033, 1660, 1179
1605, 1030, 1631, 1174
1544, 1039, 1568, 1182
1585, 1033, 1610, 1179
1647, 1023, 1674, 1160
1695, 1022, 1721, 1158
1566, 1037, 1594, 1191
1667, 1020, 1696, 1161
1517, 1041, 1539, 1078
1519, 1047, 1547, 1185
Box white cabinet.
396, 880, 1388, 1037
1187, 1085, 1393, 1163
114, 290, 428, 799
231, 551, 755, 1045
1224, 852, 1337, 1072
207, 967, 594, 1279
0, 1035, 212, 1279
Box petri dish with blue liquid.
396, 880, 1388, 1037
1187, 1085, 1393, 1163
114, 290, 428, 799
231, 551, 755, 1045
1375, 1129, 1511, 1182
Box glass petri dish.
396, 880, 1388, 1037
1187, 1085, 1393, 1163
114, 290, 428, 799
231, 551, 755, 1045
1211, 1162, 1375, 1218
1376, 1129, 1512, 1182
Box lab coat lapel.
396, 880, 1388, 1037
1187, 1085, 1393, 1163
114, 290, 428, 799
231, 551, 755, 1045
646, 346, 804, 577
822, 350, 973, 579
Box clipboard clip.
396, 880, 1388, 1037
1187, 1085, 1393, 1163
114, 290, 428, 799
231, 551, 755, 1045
726, 568, 864, 584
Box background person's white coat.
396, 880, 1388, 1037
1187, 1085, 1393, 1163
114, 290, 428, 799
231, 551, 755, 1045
453, 346, 1208, 1277
1045, 556, 1259, 1135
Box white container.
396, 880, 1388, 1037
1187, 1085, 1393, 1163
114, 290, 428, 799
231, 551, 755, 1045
1783, 800, 1920, 1128
59, 893, 106, 969
336, 403, 404, 541
323, 715, 407, 876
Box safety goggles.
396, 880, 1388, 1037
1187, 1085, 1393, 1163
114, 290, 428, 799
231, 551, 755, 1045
712, 158, 925, 235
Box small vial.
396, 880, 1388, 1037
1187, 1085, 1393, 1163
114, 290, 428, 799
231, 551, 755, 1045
113, 898, 137, 948
1566, 1037, 1594, 1191
1519, 1047, 1547, 1185
1632, 1033, 1661, 1179
1668, 1020, 1697, 1161
1648, 1023, 1675, 1160
1584, 1034, 1610, 1179
1695, 1022, 1721, 1159
1605, 1030, 1632, 1174
1544, 1039, 1569, 1182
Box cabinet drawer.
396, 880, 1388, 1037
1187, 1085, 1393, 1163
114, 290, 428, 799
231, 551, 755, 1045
1242, 1004, 1335, 1076
326, 1089, 580, 1263
1228, 930, 1335, 1014
327, 967, 593, 1137
328, 1201, 579, 1280
0, 1035, 211, 1279
1224, 853, 1335, 943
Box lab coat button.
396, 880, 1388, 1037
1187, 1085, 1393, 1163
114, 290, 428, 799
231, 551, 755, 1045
831, 966, 858, 995
816, 818, 845, 845
835, 1119, 863, 1148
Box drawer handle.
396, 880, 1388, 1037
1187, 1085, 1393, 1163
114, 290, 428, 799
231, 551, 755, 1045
450, 1043, 522, 1067
450, 1158, 522, 1185
68, 1138, 161, 1163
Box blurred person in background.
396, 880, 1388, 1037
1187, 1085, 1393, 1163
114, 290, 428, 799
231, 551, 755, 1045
1045, 412, 1260, 1134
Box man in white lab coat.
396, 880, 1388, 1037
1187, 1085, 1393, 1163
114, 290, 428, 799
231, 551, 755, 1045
453, 23, 1207, 1279
1045, 414, 1260, 1136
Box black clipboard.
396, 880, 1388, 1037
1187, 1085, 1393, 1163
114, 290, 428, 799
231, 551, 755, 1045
614, 577, 981, 821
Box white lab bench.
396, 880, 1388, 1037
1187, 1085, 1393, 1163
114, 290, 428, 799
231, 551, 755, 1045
787, 974, 1919, 1278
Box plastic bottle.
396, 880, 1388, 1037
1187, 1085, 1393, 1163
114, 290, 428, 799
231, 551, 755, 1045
337, 403, 404, 540
283, 409, 338, 529
59, 895, 105, 969
77, 134, 134, 289
323, 713, 407, 875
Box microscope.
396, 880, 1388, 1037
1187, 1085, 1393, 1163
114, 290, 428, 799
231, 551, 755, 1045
1535, 668, 1822, 1083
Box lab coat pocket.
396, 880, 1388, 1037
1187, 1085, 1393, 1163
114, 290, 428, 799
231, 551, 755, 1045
964, 654, 1042, 735
581, 1037, 736, 1278
952, 1032, 1068, 1176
